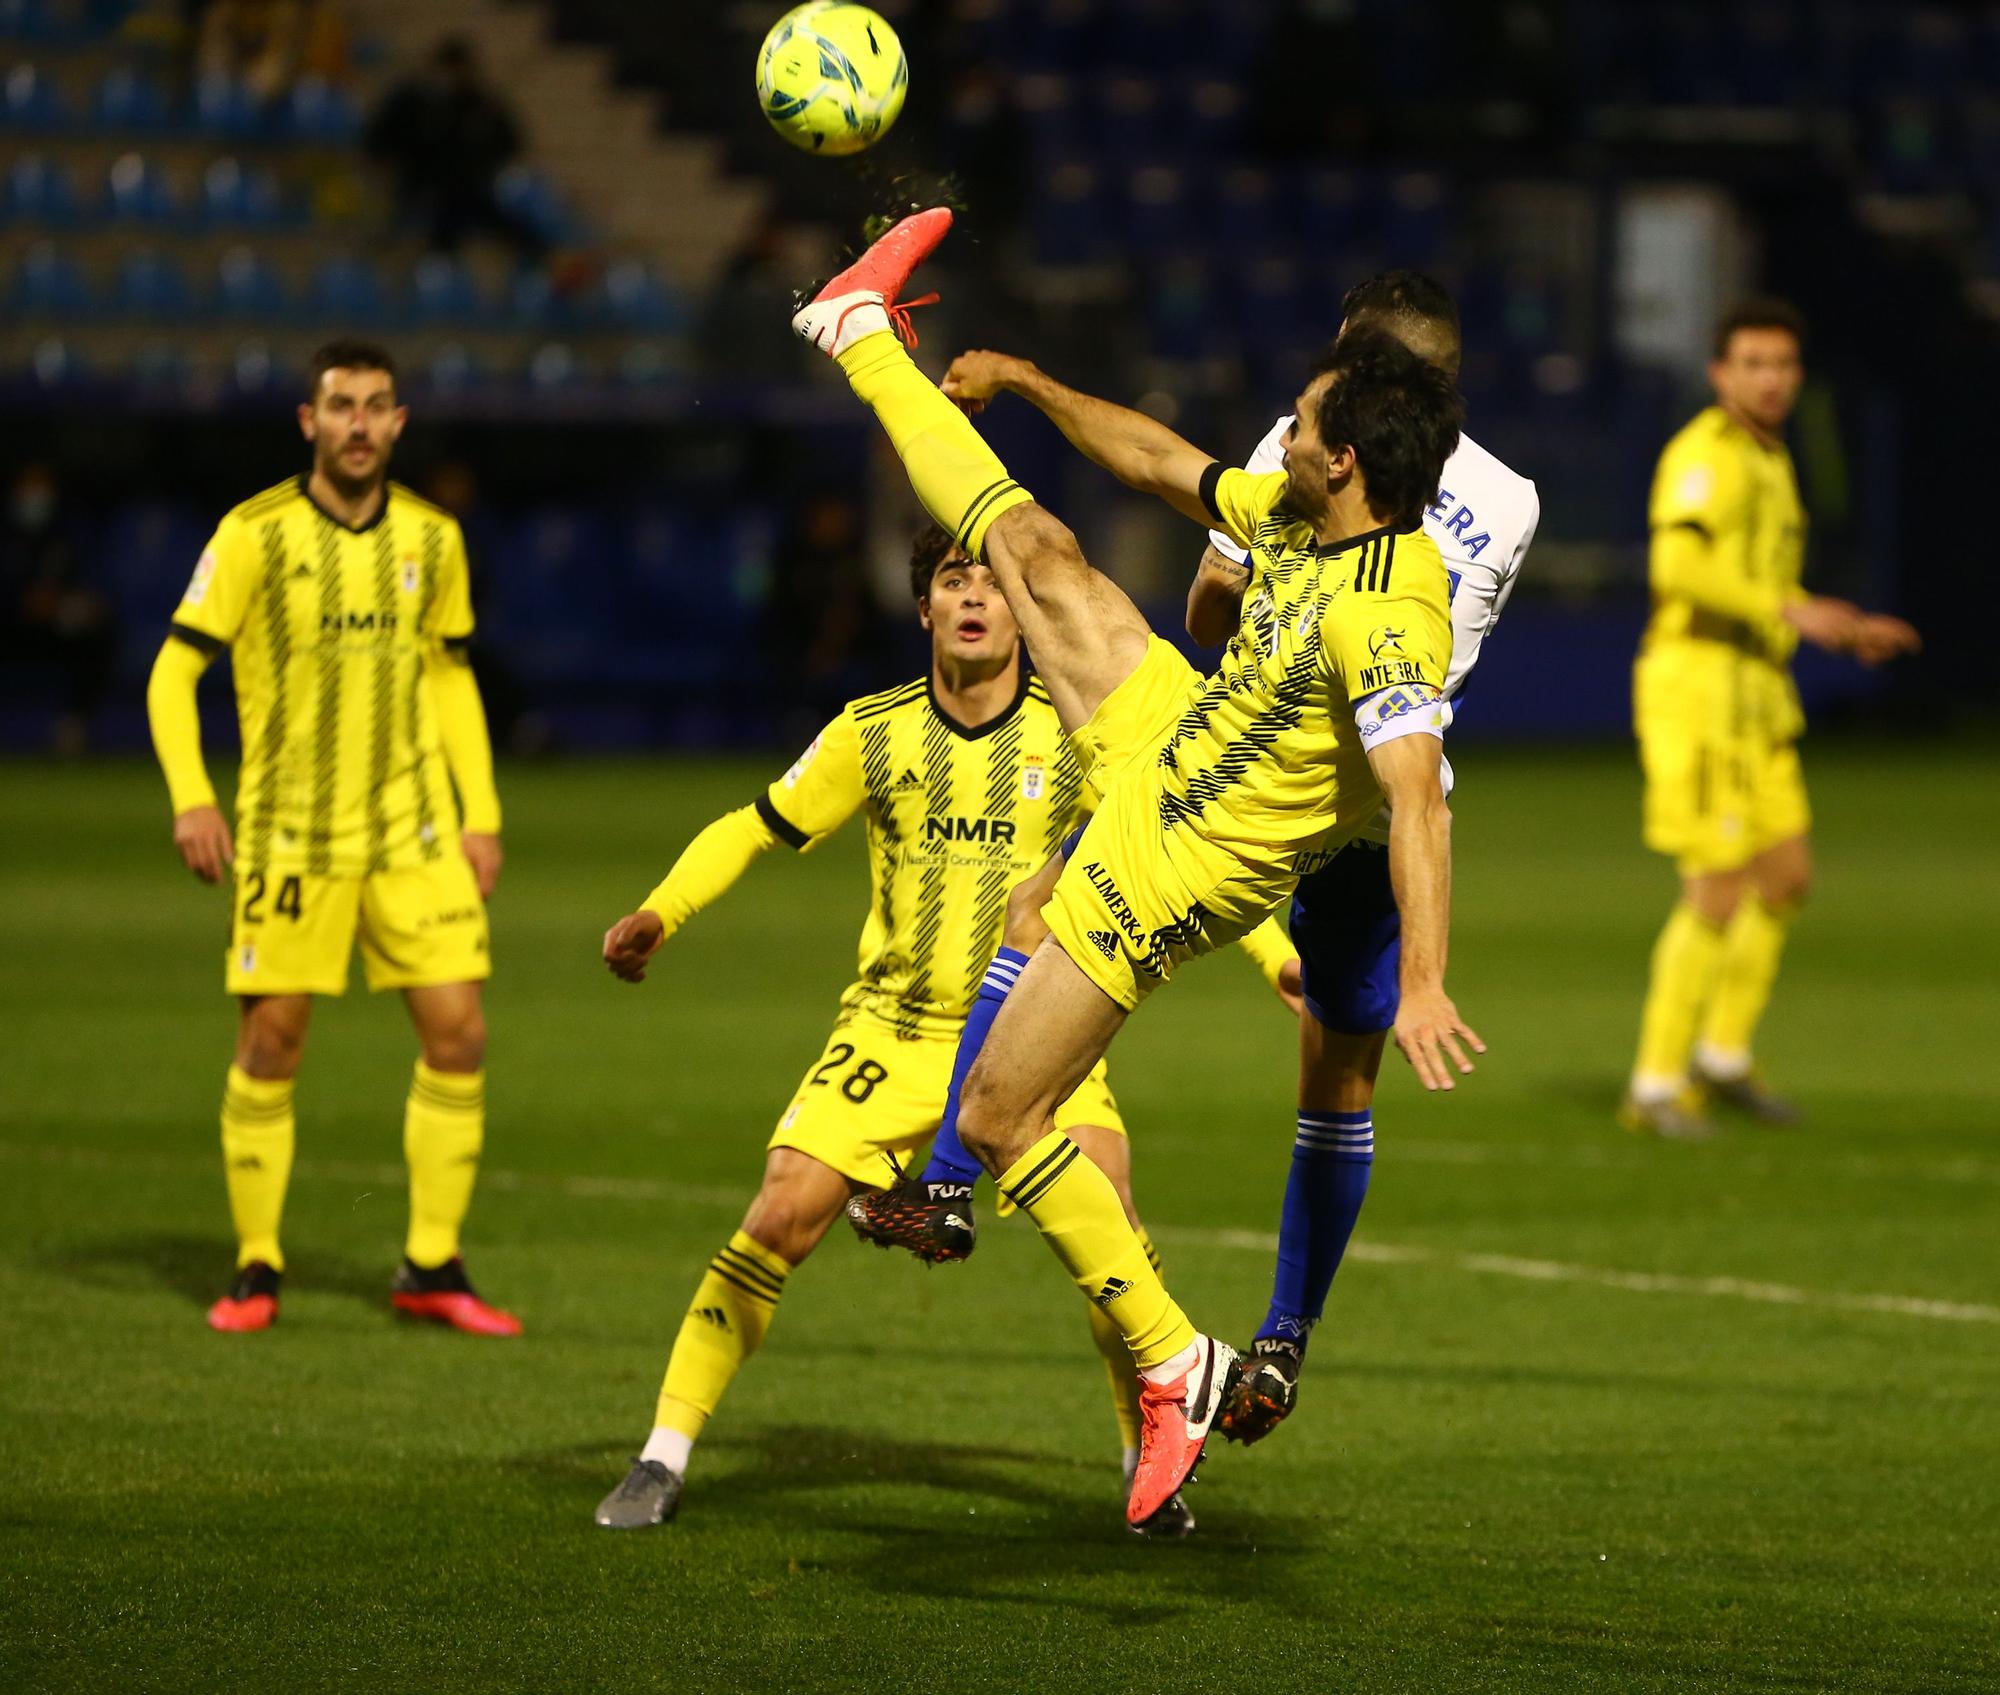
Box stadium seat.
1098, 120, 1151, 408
116, 248, 195, 320
411, 253, 484, 325
191, 75, 262, 139
423, 341, 490, 395
101, 151, 179, 224
2, 62, 69, 130
3, 151, 81, 226
212, 246, 290, 320
8, 241, 93, 316
601, 259, 684, 332
283, 76, 359, 142
199, 156, 286, 228
308, 254, 392, 325
493, 165, 583, 246
93, 67, 171, 132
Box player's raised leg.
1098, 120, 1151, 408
597, 1148, 851, 1529
954, 939, 1236, 1528
391, 981, 520, 1336
208, 993, 312, 1331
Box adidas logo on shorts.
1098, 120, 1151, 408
1094, 1276, 1133, 1306
694, 1305, 730, 1330
1087, 929, 1119, 961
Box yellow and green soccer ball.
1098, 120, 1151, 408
755, 3, 908, 156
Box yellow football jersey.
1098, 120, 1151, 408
1180, 465, 1455, 882
1642, 405, 1807, 740
760, 673, 1086, 1041
168, 476, 475, 877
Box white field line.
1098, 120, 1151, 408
7, 1138, 1997, 1327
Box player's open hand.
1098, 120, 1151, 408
940, 350, 1020, 414
172, 804, 234, 884
1393, 985, 1485, 1092
1851, 612, 1921, 667
603, 911, 666, 983
1276, 956, 1306, 1019
462, 831, 503, 899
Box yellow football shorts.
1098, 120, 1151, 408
769, 1005, 1124, 1187
1638, 725, 1811, 876
1068, 634, 1200, 804
226, 852, 491, 996
1045, 760, 1285, 1011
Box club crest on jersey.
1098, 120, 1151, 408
1022, 756, 1046, 802
401, 556, 419, 593
782, 736, 821, 789
184, 548, 218, 605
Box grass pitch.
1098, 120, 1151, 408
2, 747, 1996, 1694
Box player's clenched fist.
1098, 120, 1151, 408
172, 804, 234, 884
1393, 985, 1485, 1093
603, 910, 666, 983
940, 350, 1024, 414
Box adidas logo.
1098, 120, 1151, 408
1093, 1276, 1133, 1306
893, 768, 923, 790
693, 1305, 730, 1330
1087, 929, 1119, 962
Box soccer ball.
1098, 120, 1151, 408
755, 3, 908, 157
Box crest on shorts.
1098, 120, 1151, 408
238, 943, 257, 975
1022, 756, 1046, 801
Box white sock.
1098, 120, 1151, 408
1695, 1042, 1751, 1081
640, 1426, 693, 1476
1629, 1071, 1684, 1105
1139, 1336, 1201, 1388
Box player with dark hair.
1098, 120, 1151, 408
145, 340, 516, 1335
792, 209, 1471, 1527
594, 529, 1182, 1533
1624, 299, 1919, 1137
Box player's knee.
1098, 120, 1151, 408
742, 1183, 821, 1265
1764, 856, 1812, 913
237, 1000, 308, 1078
420, 1006, 487, 1073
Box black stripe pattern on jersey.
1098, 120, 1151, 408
853, 679, 925, 722
407, 520, 443, 861
237, 478, 302, 523
893, 703, 957, 1039
1352, 533, 1398, 595
306, 512, 345, 875
1004, 1136, 1080, 1209
1042, 733, 1084, 862
365, 522, 396, 872
245, 519, 292, 869
964, 706, 1024, 1005
857, 710, 899, 946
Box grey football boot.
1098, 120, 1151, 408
594, 1459, 684, 1529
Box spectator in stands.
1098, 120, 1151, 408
195, 0, 346, 106
1, 463, 119, 755
365, 38, 547, 260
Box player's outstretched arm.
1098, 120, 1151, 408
146, 635, 233, 883
602, 805, 784, 983
1366, 732, 1485, 1092
428, 643, 503, 898
1783, 595, 1922, 667
941, 351, 1216, 524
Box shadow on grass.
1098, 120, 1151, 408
40, 1231, 389, 1310
507, 1423, 1328, 1625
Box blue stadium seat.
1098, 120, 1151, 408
8, 242, 93, 316
283, 76, 359, 142
410, 253, 484, 325
493, 165, 583, 245
116, 248, 196, 320
3, 151, 81, 226
191, 75, 262, 139
1032, 159, 1109, 265
1120, 165, 1191, 260
423, 341, 491, 395
308, 254, 392, 325
601, 259, 684, 332
93, 67, 171, 132
0, 0, 61, 43
101, 151, 179, 224
199, 156, 286, 228
227, 338, 284, 399
2, 62, 69, 131
212, 246, 290, 320
130, 339, 193, 390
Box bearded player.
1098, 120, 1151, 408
146, 340, 517, 1336
791, 210, 1472, 1527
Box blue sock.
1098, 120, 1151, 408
920, 946, 1030, 1188
1257, 1109, 1374, 1347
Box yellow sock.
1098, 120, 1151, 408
403, 1062, 484, 1268
837, 331, 1035, 558
656, 1231, 793, 1441
1086, 1226, 1163, 1453
1632, 903, 1728, 1093
1698, 895, 1791, 1067
220, 1065, 295, 1271
1002, 1132, 1196, 1372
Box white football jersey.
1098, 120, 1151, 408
1207, 418, 1539, 727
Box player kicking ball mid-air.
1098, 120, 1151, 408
146, 340, 517, 1337
593, 529, 1223, 1534
792, 209, 1476, 1528
851, 271, 1539, 1454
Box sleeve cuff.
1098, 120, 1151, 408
169, 622, 227, 659
1196, 462, 1226, 525
755, 791, 809, 850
